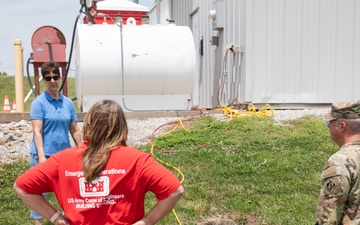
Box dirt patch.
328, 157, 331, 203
244, 214, 261, 225
198, 213, 261, 225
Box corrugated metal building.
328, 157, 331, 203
149, 0, 360, 109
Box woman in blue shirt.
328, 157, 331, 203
29, 61, 82, 225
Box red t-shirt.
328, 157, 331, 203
16, 142, 181, 225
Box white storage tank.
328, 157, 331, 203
75, 23, 196, 112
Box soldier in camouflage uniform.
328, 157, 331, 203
316, 101, 360, 225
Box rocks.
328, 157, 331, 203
0, 109, 328, 165
0, 120, 33, 164
0, 117, 183, 164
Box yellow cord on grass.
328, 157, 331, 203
151, 119, 188, 224
220, 103, 274, 119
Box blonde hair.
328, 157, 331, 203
81, 100, 128, 182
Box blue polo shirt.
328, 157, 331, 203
30, 91, 78, 156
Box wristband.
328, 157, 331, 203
50, 211, 61, 223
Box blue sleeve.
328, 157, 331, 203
70, 105, 78, 122
30, 97, 44, 120
66, 97, 78, 122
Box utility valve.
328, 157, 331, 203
225, 43, 240, 54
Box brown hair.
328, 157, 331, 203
40, 61, 60, 77
81, 99, 128, 182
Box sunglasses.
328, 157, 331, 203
44, 75, 60, 82
324, 118, 337, 125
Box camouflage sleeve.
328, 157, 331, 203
315, 158, 351, 225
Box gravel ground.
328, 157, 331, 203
0, 108, 329, 164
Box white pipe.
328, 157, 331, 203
24, 76, 43, 103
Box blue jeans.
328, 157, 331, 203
29, 154, 49, 220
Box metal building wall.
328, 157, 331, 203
149, 0, 171, 24
149, 0, 360, 108
149, 0, 220, 108
191, 0, 243, 108
156, 0, 244, 108
245, 0, 360, 104
221, 1, 243, 106
171, 0, 193, 27
190, 1, 218, 108
148, 0, 192, 25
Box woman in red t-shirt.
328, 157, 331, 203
14, 99, 184, 225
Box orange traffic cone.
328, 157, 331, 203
11, 100, 17, 113
2, 94, 11, 113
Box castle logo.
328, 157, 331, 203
79, 176, 110, 197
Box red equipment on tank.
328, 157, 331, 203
30, 26, 68, 96
81, 0, 148, 25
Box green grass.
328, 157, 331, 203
0, 160, 61, 225
0, 74, 78, 112
0, 113, 338, 224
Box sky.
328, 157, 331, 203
0, 0, 153, 76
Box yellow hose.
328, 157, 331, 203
150, 105, 274, 224
220, 103, 274, 119
151, 119, 188, 225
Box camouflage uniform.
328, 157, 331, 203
316, 101, 360, 224
316, 141, 360, 224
